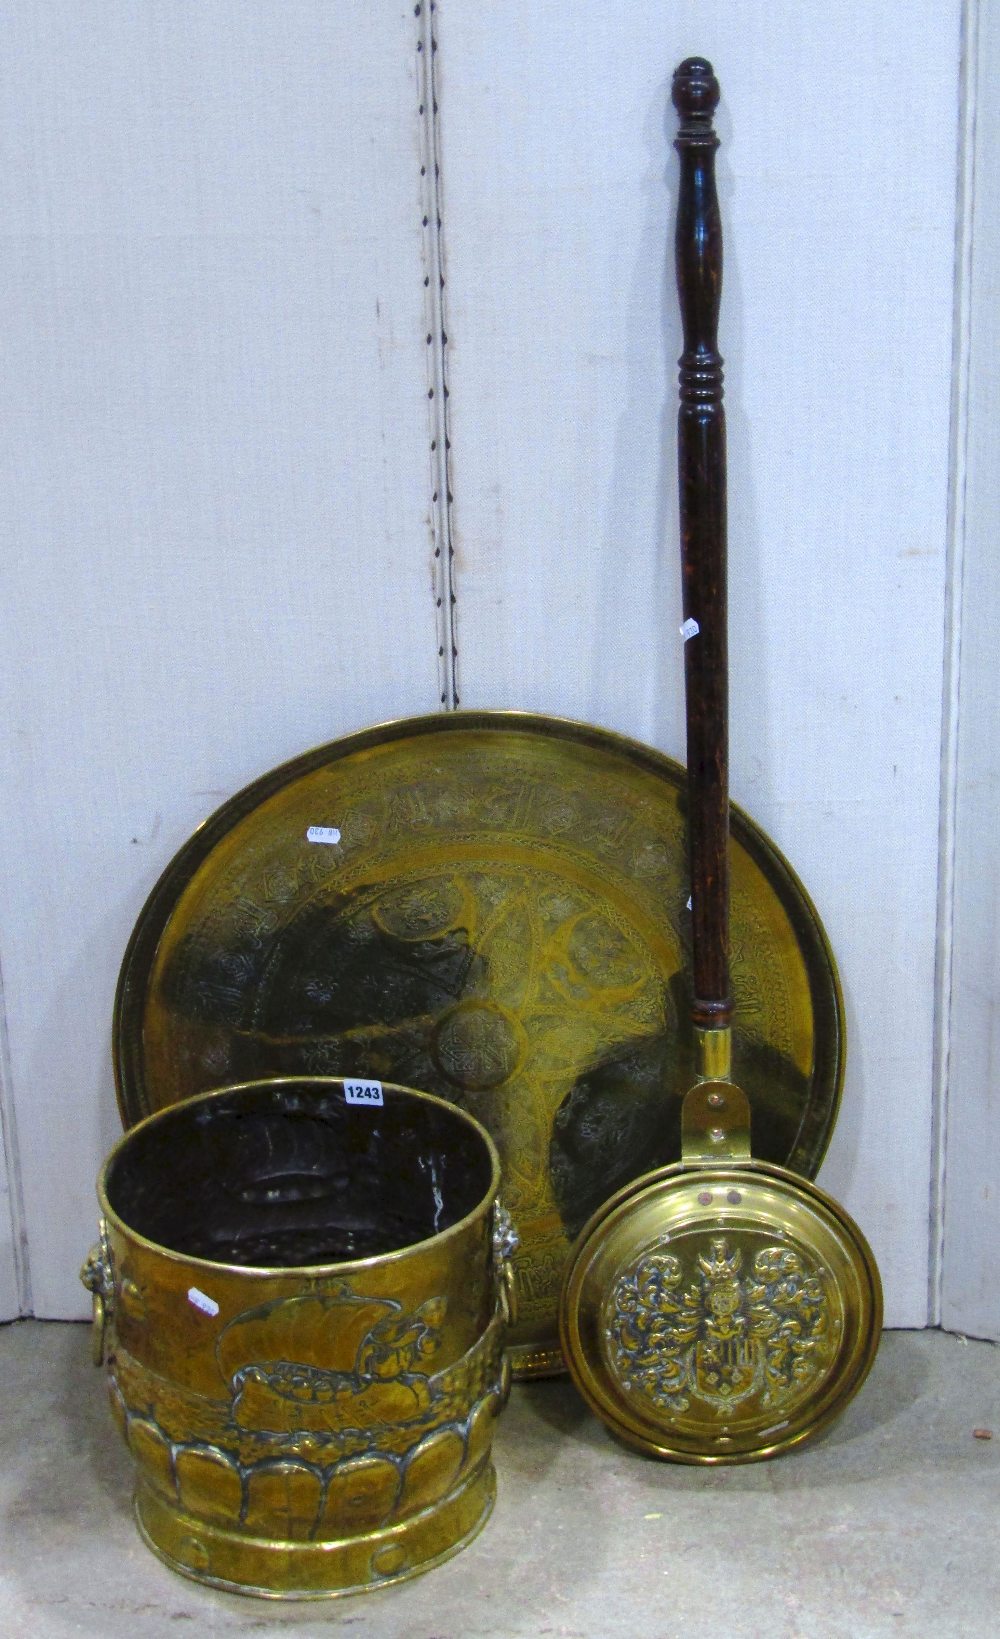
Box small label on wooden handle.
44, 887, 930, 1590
680, 617, 700, 641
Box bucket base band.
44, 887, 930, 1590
134, 1459, 496, 1600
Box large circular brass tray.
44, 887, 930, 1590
114, 711, 844, 1378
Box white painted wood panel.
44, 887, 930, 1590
0, 1133, 20, 1320
0, 958, 21, 1318
435, 4, 962, 1324
0, 4, 439, 1315
940, 1, 1000, 1341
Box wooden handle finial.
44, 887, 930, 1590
673, 58, 730, 1031
672, 57, 720, 130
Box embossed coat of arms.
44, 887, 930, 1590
606, 1236, 833, 1416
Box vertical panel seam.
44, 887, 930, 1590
930, 0, 979, 1331
0, 950, 32, 1314
416, 1, 458, 708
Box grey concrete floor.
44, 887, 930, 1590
0, 1321, 997, 1638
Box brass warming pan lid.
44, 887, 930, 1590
559, 1080, 881, 1463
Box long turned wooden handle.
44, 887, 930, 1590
673, 58, 730, 1030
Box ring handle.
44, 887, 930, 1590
79, 1221, 113, 1367
492, 1200, 520, 1328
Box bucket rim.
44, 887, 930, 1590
96, 1075, 503, 1279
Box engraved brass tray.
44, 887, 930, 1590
114, 711, 844, 1377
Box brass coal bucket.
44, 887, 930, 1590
82, 1076, 515, 1599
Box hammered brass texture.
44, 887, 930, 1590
560, 1162, 882, 1463
84, 1078, 513, 1599
113, 712, 844, 1377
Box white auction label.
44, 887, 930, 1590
187, 1287, 220, 1317
344, 1079, 384, 1107
680, 617, 700, 641
306, 825, 341, 845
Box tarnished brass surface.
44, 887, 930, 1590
113, 712, 844, 1376
560, 1080, 882, 1463
83, 1078, 514, 1599
133, 1463, 496, 1599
